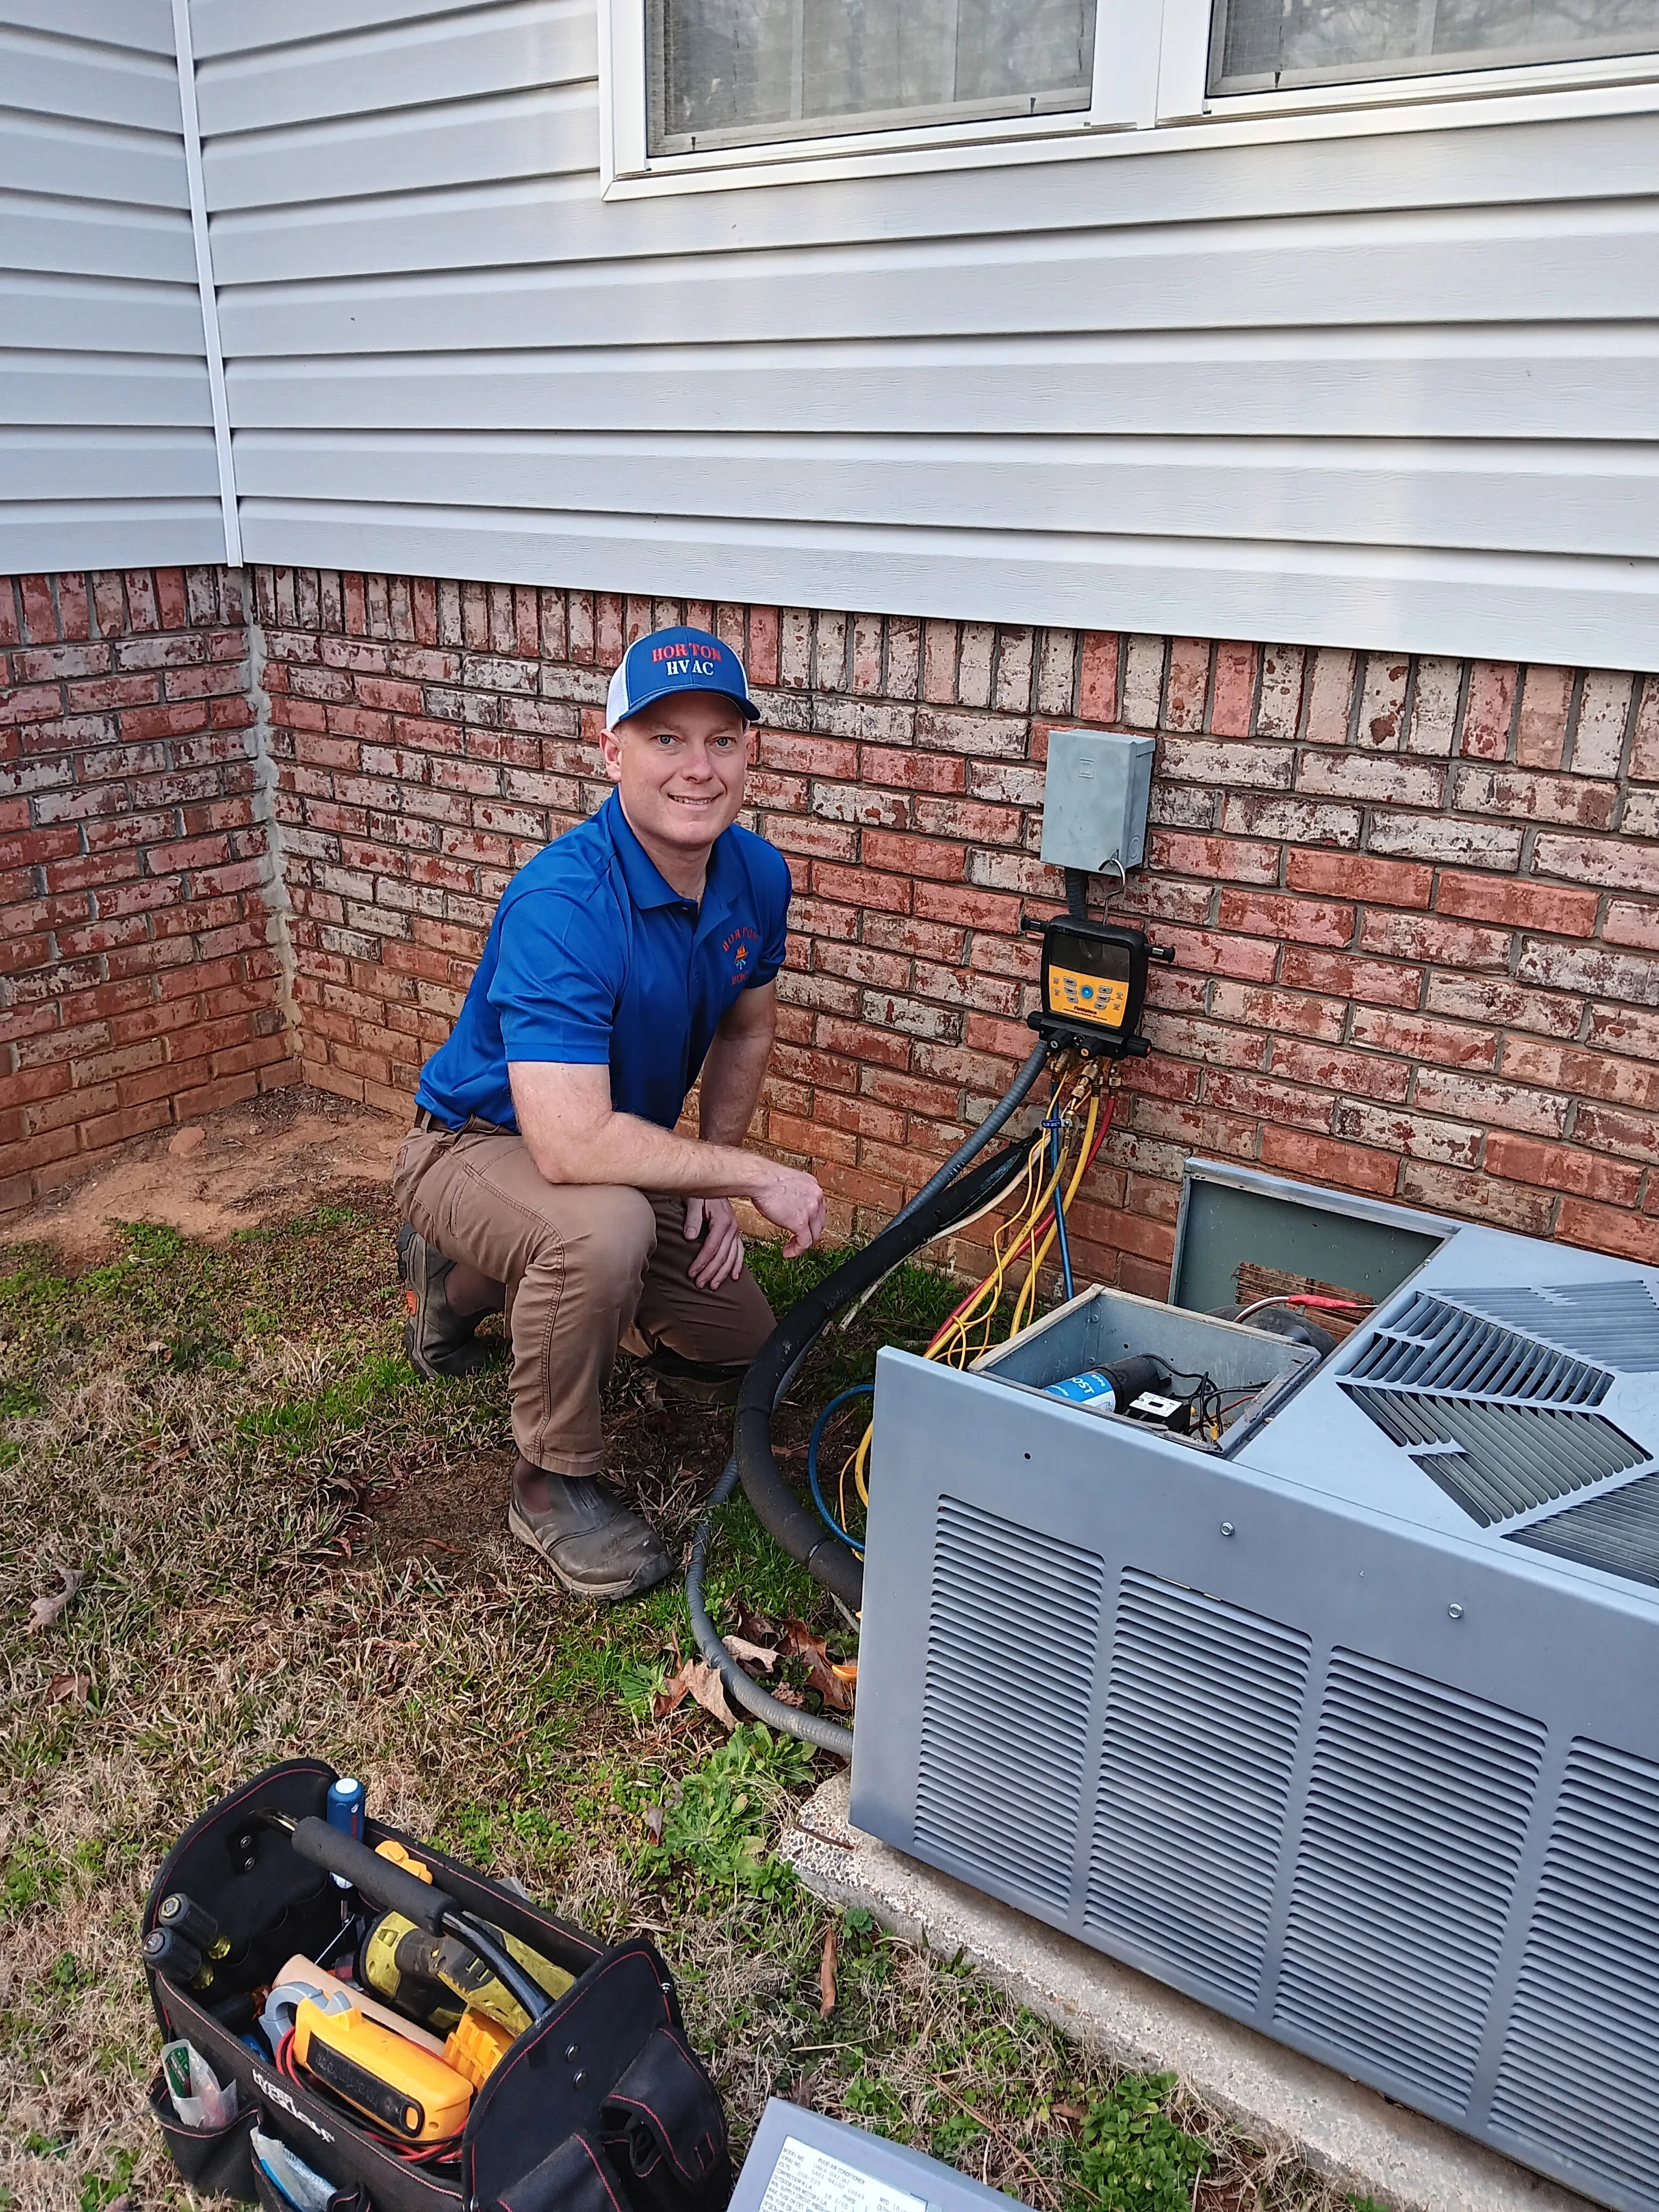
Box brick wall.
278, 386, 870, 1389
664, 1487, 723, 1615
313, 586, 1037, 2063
0, 568, 295, 1218
252, 569, 1659, 1287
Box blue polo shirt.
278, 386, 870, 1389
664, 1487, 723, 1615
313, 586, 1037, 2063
415, 793, 790, 1133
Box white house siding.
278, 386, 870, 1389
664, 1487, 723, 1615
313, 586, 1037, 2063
0, 0, 224, 573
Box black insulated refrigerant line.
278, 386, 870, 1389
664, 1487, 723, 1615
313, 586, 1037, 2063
683, 1042, 1051, 1757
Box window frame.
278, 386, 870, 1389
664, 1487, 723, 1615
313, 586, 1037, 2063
600, 0, 1659, 200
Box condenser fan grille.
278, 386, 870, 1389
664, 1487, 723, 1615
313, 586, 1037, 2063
1339, 1285, 1655, 1533
1509, 1470, 1659, 1590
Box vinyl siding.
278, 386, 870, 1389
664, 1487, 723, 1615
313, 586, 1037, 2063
0, 3, 224, 572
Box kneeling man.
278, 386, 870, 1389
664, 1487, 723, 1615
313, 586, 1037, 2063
393, 626, 826, 1601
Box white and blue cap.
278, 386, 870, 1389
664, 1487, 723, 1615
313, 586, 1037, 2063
605, 625, 761, 730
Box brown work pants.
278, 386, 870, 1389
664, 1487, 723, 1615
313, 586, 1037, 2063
392, 1121, 774, 1476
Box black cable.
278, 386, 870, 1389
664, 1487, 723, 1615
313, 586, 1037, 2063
732, 1131, 1038, 1611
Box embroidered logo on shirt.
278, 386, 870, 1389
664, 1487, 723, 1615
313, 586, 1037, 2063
724, 923, 758, 983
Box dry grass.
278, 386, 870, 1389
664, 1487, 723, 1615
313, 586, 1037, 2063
0, 1192, 1355, 2212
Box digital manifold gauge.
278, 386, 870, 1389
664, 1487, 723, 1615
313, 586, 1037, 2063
1031, 917, 1174, 1058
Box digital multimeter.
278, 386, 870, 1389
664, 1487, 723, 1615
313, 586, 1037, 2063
1030, 916, 1172, 1056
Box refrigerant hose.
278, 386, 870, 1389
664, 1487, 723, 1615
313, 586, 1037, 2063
683, 1041, 1051, 1756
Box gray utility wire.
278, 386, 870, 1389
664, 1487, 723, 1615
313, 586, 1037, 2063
683, 1040, 1051, 1759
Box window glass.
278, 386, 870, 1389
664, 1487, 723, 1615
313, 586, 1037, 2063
648, 0, 1097, 154
1211, 0, 1659, 93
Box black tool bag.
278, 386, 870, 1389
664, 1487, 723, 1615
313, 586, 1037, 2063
142, 1759, 732, 2212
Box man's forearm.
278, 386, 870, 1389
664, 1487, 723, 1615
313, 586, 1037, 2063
698, 1018, 774, 1148
513, 1085, 761, 1199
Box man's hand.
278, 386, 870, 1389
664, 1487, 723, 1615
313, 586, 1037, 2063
684, 1195, 746, 1289
749, 1160, 827, 1258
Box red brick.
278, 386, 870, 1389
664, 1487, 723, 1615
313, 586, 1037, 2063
1215, 890, 1354, 947
1461, 661, 1517, 758
1414, 1070, 1567, 1136
1205, 1070, 1332, 1131
859, 745, 964, 794
1359, 911, 1512, 970
1452, 764, 1617, 829
1516, 664, 1572, 770
1504, 1040, 1659, 1113
1261, 1124, 1397, 1195
1209, 641, 1258, 738
1078, 631, 1118, 722
0, 684, 63, 725
1533, 833, 1659, 896
1302, 648, 1355, 744
20, 576, 58, 643
1147, 830, 1279, 885
1295, 753, 1445, 807
1277, 948, 1420, 1007
0, 578, 20, 647
1332, 1102, 1483, 1166
1603, 898, 1659, 950
1432, 872, 1598, 934
1165, 638, 1210, 732
1270, 1038, 1411, 1102
1485, 1134, 1642, 1205
1557, 1198, 1659, 1264
1285, 850, 1433, 907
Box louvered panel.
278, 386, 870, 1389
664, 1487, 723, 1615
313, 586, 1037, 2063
1437, 1282, 1659, 1370
1510, 1471, 1659, 1591
1345, 1294, 1613, 1405
1084, 1572, 1309, 2004
1340, 1394, 1648, 1526
1490, 1741, 1659, 2207
1274, 1653, 1544, 2108
915, 1499, 1103, 1912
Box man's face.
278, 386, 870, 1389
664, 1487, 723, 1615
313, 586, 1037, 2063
602, 690, 750, 860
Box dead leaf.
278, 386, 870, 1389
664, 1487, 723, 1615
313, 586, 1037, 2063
644, 1805, 665, 1846
47, 1672, 91, 1705
770, 1684, 806, 1707
683, 1660, 737, 1731
654, 1660, 738, 1730
725, 1634, 777, 1670
819, 1921, 838, 2017
782, 1619, 854, 1712
1051, 2103, 1088, 2124
143, 1340, 172, 1361
26, 1566, 84, 1634
732, 1602, 776, 1648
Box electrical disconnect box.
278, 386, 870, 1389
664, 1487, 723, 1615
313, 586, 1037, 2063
1039, 729, 1155, 874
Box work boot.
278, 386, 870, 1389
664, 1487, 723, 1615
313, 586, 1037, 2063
639, 1347, 751, 1408
508, 1463, 673, 1602
397, 1223, 499, 1380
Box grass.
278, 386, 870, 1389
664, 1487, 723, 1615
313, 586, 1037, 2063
0, 1187, 1353, 2212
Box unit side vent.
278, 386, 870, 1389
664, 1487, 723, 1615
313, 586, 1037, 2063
915, 1498, 1104, 1911
1274, 1652, 1545, 2110
1083, 1571, 1309, 2005
1431, 1280, 1659, 1369
1509, 1470, 1659, 1591
1338, 1293, 1650, 1526
1489, 1739, 1659, 2204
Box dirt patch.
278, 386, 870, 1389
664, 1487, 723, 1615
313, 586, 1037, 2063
368, 1439, 516, 1571
14, 1085, 407, 1261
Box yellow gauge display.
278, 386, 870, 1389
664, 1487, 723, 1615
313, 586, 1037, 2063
1046, 964, 1130, 1029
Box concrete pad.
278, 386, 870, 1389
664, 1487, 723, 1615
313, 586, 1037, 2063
783, 1772, 1593, 2212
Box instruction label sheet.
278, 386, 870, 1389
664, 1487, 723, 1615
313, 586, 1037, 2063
757, 2138, 929, 2212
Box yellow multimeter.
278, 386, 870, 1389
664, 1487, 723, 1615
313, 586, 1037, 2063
1031, 917, 1170, 1056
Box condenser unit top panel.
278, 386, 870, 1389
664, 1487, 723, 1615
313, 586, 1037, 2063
1236, 1220, 1659, 1607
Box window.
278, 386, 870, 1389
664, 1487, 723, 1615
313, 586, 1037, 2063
602, 0, 1659, 194
1210, 0, 1659, 95
646, 0, 1098, 155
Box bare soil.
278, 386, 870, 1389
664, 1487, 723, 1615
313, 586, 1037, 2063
13, 1086, 406, 1262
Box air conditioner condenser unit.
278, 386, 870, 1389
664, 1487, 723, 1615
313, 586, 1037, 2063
851, 1166, 1659, 2212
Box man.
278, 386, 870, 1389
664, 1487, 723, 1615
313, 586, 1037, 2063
391, 625, 827, 1602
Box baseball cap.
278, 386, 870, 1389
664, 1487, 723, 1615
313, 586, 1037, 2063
606, 625, 761, 729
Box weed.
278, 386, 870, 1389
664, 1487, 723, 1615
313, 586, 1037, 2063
644, 1725, 816, 1899
1068, 2075, 1208, 2212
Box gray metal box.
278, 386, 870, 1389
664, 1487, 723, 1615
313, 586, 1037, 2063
852, 1192, 1659, 2212
1039, 729, 1155, 873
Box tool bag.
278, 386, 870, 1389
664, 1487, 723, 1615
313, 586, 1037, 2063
143, 1758, 733, 2212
